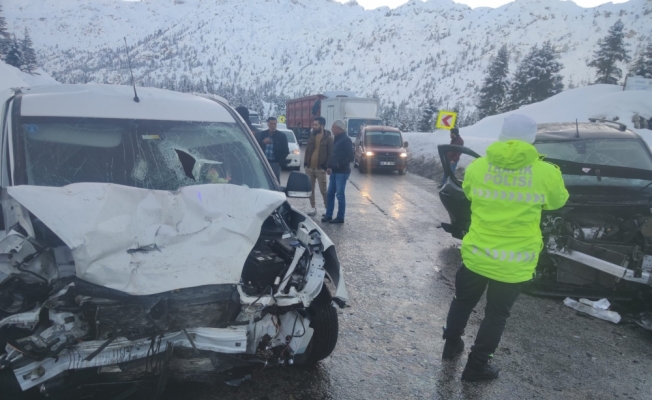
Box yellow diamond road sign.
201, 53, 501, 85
435, 110, 457, 130
278, 115, 287, 124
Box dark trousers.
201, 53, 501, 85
444, 265, 524, 363
269, 162, 281, 183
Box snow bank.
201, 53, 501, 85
0, 62, 58, 91
405, 84, 652, 164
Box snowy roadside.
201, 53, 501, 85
403, 84, 652, 183
404, 132, 493, 182
0, 62, 58, 92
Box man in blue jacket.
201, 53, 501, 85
322, 120, 354, 224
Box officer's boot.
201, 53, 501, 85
461, 352, 499, 382
441, 328, 464, 361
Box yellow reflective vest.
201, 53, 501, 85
461, 140, 569, 283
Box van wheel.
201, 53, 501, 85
359, 162, 367, 174
302, 287, 339, 365
398, 167, 407, 175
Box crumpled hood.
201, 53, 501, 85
8, 183, 286, 295
486, 140, 539, 170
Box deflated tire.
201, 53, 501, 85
302, 287, 339, 365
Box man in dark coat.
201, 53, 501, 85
236, 106, 254, 132
255, 117, 289, 183
439, 127, 464, 188
322, 120, 354, 224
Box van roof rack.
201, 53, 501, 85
588, 118, 627, 132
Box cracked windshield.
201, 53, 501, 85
0, 0, 651, 399
19, 119, 274, 190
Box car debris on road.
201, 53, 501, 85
563, 298, 621, 324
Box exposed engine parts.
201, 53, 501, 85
536, 209, 652, 297
0, 199, 346, 396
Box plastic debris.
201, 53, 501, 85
563, 297, 621, 324
578, 298, 611, 310
635, 312, 652, 331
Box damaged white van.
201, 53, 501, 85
0, 85, 348, 398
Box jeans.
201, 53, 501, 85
326, 173, 350, 220
305, 167, 328, 208
269, 162, 281, 183
440, 161, 458, 186
444, 265, 524, 363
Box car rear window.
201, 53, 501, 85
535, 139, 652, 170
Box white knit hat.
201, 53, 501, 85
333, 119, 346, 132
499, 114, 537, 144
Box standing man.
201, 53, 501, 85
322, 120, 354, 224
236, 106, 254, 132
256, 117, 289, 183
441, 115, 568, 382
438, 127, 464, 189
304, 117, 333, 216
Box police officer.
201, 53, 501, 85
441, 114, 569, 382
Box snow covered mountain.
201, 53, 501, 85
3, 0, 651, 118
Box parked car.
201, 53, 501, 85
438, 120, 652, 301
249, 110, 260, 125
0, 84, 348, 398
260, 122, 301, 171
280, 128, 301, 171
354, 125, 408, 175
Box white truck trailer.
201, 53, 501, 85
320, 95, 381, 139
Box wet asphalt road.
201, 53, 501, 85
165, 161, 652, 400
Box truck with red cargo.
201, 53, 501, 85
286, 94, 326, 145
286, 92, 381, 145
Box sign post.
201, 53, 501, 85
624, 76, 652, 92
435, 110, 458, 130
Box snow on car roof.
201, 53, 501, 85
364, 125, 400, 132
536, 122, 641, 141
19, 84, 236, 123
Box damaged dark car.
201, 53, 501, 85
438, 120, 652, 302
0, 85, 348, 399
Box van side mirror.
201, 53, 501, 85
284, 171, 312, 198
404, 141, 409, 148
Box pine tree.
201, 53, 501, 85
476, 45, 510, 120
629, 42, 652, 78
587, 19, 631, 84
380, 101, 399, 127
506, 42, 564, 110
21, 28, 38, 74
5, 36, 23, 69
418, 99, 437, 132
0, 4, 11, 59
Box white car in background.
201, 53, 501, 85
264, 122, 301, 171
281, 128, 301, 171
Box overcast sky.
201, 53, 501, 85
335, 0, 628, 9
